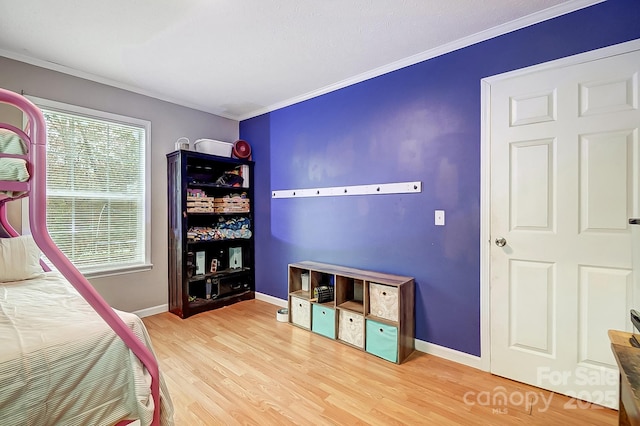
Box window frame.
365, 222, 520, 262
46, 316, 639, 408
23, 96, 152, 278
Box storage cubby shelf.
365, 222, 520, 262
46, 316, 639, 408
288, 261, 415, 364
290, 289, 312, 299
337, 300, 363, 313
364, 314, 398, 327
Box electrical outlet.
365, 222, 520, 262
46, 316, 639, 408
435, 210, 445, 226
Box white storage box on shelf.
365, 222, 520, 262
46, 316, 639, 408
193, 138, 233, 157
290, 295, 311, 329
369, 282, 399, 321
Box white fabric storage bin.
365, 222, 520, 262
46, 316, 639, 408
193, 139, 233, 157
369, 282, 399, 322
338, 309, 364, 348
290, 296, 311, 329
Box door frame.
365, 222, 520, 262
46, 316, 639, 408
479, 38, 640, 372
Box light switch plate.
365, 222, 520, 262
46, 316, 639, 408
435, 210, 445, 226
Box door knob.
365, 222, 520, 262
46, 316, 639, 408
495, 237, 507, 247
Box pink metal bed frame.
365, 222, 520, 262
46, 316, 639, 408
0, 88, 160, 426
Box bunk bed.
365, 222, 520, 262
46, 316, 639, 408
0, 88, 174, 425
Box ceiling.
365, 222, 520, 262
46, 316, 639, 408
0, 0, 599, 121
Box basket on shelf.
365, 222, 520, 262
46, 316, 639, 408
186, 194, 249, 213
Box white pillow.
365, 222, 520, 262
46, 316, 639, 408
0, 235, 44, 282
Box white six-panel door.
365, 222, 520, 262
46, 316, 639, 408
489, 49, 640, 408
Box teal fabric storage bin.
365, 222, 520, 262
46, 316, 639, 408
312, 304, 336, 339
366, 320, 398, 363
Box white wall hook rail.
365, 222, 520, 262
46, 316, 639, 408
272, 181, 422, 198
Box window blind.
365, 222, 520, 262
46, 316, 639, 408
33, 101, 150, 275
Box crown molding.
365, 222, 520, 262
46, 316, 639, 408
0, 48, 237, 120
238, 0, 605, 121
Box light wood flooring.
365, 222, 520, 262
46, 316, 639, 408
142, 300, 617, 425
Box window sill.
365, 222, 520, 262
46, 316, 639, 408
81, 263, 153, 279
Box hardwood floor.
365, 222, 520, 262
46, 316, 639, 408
143, 300, 617, 425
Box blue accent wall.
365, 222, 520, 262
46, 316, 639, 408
241, 0, 640, 357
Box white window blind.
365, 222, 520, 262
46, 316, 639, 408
29, 97, 151, 276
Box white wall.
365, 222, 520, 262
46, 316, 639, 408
0, 56, 238, 312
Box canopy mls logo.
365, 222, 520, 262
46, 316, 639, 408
462, 386, 553, 414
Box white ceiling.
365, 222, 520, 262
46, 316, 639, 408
0, 0, 600, 120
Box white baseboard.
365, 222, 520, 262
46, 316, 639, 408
132, 295, 286, 318
414, 338, 484, 371
253, 293, 484, 370
255, 292, 288, 307
132, 304, 168, 318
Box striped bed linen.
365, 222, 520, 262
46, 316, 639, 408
0, 158, 28, 181
0, 128, 29, 199
0, 272, 174, 425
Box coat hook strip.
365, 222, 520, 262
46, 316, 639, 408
271, 181, 422, 198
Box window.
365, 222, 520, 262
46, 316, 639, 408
27, 97, 151, 277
